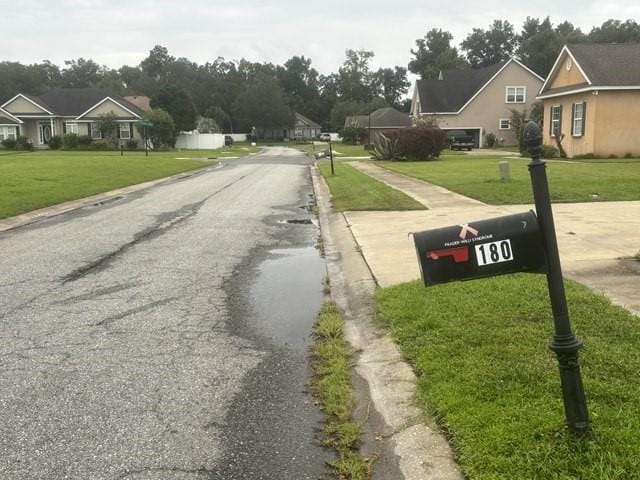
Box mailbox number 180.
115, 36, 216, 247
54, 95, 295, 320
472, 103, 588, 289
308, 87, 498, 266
475, 239, 513, 266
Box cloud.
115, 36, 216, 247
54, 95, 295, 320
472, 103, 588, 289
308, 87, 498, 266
1, 0, 638, 73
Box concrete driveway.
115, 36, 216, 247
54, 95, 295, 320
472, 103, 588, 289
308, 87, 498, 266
344, 162, 640, 315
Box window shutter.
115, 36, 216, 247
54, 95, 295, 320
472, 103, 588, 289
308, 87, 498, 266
129, 122, 133, 138
581, 103, 586, 137
117, 124, 121, 139
63, 123, 67, 134
571, 104, 576, 136
549, 107, 553, 135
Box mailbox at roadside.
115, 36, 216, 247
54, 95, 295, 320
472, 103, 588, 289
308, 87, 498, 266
413, 210, 546, 286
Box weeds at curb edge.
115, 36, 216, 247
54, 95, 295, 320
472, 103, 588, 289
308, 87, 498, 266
311, 302, 373, 479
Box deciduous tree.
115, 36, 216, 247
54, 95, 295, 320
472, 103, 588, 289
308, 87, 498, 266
408, 28, 467, 79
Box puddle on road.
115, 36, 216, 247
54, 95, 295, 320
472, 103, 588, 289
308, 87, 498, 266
249, 246, 325, 349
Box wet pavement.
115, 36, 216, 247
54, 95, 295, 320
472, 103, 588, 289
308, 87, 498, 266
0, 147, 332, 479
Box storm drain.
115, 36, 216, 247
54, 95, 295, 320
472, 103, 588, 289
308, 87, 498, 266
279, 219, 313, 225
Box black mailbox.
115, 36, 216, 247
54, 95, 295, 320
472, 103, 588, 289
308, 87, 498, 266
413, 210, 547, 286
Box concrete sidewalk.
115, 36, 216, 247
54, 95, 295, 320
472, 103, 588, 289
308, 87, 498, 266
344, 162, 640, 315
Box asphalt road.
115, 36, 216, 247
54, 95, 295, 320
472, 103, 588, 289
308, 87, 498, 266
0, 147, 332, 479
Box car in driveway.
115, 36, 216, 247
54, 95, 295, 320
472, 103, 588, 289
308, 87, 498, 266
447, 130, 474, 151
319, 133, 331, 142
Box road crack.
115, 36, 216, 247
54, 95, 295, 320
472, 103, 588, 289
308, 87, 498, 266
61, 175, 247, 284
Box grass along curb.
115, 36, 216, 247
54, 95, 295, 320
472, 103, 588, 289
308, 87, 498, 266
376, 275, 640, 479
311, 302, 372, 479
317, 161, 425, 212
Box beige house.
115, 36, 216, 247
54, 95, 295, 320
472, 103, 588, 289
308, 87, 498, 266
537, 43, 640, 158
410, 58, 544, 147
0, 89, 146, 149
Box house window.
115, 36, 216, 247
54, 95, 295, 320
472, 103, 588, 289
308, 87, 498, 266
119, 123, 131, 140
90, 123, 102, 140
0, 126, 17, 141
551, 105, 562, 137
65, 122, 79, 135
572, 103, 584, 137
506, 86, 526, 103
499, 119, 511, 130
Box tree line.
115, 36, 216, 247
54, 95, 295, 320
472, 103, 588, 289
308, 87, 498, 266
1, 18, 638, 135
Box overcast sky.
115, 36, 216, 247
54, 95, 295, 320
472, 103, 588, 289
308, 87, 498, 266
2, 0, 639, 74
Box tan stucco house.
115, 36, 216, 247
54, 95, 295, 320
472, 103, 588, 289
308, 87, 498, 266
0, 88, 146, 148
537, 43, 640, 158
410, 57, 544, 147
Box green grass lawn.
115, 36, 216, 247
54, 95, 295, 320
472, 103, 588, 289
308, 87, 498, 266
378, 155, 640, 204
376, 275, 640, 479
318, 161, 424, 212
0, 150, 218, 219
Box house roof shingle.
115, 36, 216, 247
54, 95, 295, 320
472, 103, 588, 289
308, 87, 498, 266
344, 107, 411, 129
37, 88, 145, 117
416, 61, 507, 113
295, 112, 321, 129
540, 43, 640, 97
0, 115, 20, 125
567, 43, 640, 87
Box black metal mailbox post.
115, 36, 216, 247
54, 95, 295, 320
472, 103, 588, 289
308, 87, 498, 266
411, 120, 590, 435
414, 210, 546, 286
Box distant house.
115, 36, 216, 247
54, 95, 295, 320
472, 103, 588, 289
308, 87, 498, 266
537, 43, 640, 158
344, 107, 411, 143
0, 107, 21, 143
0, 88, 146, 148
263, 112, 322, 140
410, 58, 544, 147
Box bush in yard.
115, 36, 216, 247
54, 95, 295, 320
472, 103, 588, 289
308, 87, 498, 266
62, 133, 79, 149
48, 135, 63, 150
372, 133, 399, 160
139, 108, 176, 149
389, 127, 447, 161
126, 139, 139, 150
2, 138, 17, 149
17, 136, 33, 150
485, 132, 497, 148
541, 144, 558, 159
77, 135, 92, 148
341, 126, 367, 145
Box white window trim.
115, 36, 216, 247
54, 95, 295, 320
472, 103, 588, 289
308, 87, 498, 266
499, 118, 511, 130
119, 123, 131, 140
572, 102, 584, 137
65, 122, 79, 135
90, 123, 103, 140
0, 126, 17, 141
551, 104, 562, 138
505, 86, 526, 104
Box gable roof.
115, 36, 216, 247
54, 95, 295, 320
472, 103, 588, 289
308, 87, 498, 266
1, 93, 54, 115
538, 43, 640, 98
415, 57, 544, 114
0, 107, 23, 125
416, 61, 507, 113
39, 88, 144, 118
344, 107, 412, 129
294, 112, 321, 129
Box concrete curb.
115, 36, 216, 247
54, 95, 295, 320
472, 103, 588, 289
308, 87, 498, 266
0, 164, 220, 233
311, 165, 464, 480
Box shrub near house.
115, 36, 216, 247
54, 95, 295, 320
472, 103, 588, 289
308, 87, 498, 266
374, 127, 447, 161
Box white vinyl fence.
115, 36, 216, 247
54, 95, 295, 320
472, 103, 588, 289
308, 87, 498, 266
175, 133, 225, 150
